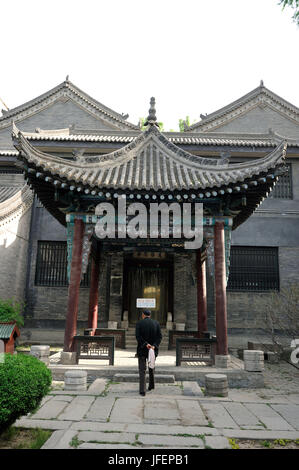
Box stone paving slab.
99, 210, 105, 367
144, 399, 180, 422
228, 390, 293, 404
222, 403, 262, 427
77, 431, 137, 444
204, 436, 231, 449
41, 430, 77, 449
182, 381, 204, 397
32, 397, 71, 420
287, 394, 299, 404
108, 382, 182, 396
109, 398, 144, 424
271, 404, 299, 431
176, 399, 208, 426
51, 395, 74, 402
70, 421, 127, 432
78, 443, 138, 449
138, 433, 204, 448
87, 378, 107, 394
201, 403, 239, 429
221, 428, 299, 440
15, 418, 72, 430
244, 403, 295, 431
84, 397, 115, 422
125, 423, 220, 436
58, 396, 95, 421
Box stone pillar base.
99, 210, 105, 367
107, 321, 118, 329
243, 350, 264, 372
30, 345, 50, 366
215, 354, 230, 368
60, 352, 77, 365
121, 321, 129, 330
175, 323, 185, 331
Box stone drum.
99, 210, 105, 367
30, 345, 50, 365
243, 350, 264, 372
205, 373, 228, 397
64, 370, 87, 391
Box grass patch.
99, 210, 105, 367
229, 438, 240, 449
0, 426, 52, 449
70, 435, 83, 448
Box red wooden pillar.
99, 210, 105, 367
88, 257, 100, 333
64, 218, 84, 352
214, 221, 228, 355
196, 250, 208, 338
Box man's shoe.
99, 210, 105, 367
140, 392, 146, 396
148, 386, 154, 391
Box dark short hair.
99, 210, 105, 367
142, 309, 151, 316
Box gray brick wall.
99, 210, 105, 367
0, 205, 32, 303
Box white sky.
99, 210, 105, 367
1, 0, 298, 131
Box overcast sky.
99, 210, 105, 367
1, 0, 298, 130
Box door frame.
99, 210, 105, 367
122, 254, 174, 326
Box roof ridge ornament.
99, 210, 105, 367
144, 97, 160, 128
260, 79, 264, 87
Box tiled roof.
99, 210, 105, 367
20, 128, 287, 148
0, 185, 23, 203
0, 184, 33, 225
187, 83, 299, 132
0, 79, 139, 131
13, 123, 287, 192
0, 323, 17, 339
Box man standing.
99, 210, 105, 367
135, 309, 162, 396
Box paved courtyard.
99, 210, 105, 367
14, 360, 299, 450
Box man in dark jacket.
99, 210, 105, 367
135, 309, 162, 396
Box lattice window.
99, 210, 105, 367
35, 241, 90, 287
270, 164, 292, 199
227, 246, 279, 292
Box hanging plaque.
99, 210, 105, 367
136, 298, 156, 308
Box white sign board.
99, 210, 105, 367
136, 298, 156, 308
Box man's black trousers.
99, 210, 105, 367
138, 356, 154, 393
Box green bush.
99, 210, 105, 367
0, 354, 52, 433
0, 298, 24, 327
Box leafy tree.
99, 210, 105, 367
279, 0, 299, 25
0, 298, 24, 327
255, 283, 299, 366
179, 116, 191, 132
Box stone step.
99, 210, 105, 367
113, 373, 175, 383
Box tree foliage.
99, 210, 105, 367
256, 283, 299, 364
139, 117, 164, 131
0, 298, 24, 327
279, 0, 299, 25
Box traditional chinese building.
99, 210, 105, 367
0, 79, 298, 350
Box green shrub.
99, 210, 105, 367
0, 354, 52, 433
0, 298, 24, 327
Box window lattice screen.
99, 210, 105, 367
227, 246, 279, 291
35, 241, 90, 287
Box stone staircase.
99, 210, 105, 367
125, 326, 169, 351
